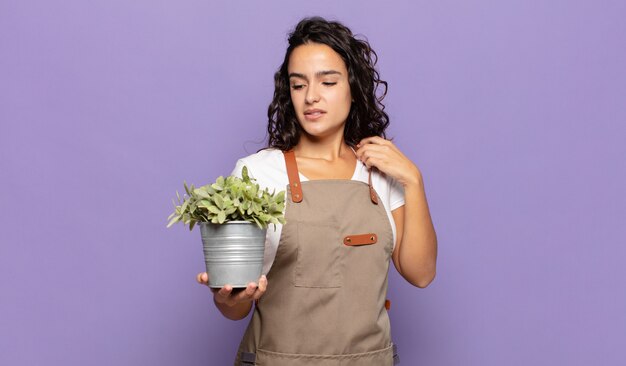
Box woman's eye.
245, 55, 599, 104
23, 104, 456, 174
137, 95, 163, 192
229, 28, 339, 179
323, 82, 337, 86
291, 84, 305, 90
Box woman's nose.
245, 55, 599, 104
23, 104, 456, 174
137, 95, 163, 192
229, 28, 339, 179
305, 84, 320, 104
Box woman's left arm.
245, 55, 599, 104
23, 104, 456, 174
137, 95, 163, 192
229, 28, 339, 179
356, 136, 438, 288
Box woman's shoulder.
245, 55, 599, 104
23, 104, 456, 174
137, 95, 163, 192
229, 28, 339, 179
231, 147, 287, 189
233, 148, 283, 175
236, 147, 283, 166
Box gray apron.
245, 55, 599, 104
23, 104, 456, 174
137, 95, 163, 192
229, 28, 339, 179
234, 149, 400, 365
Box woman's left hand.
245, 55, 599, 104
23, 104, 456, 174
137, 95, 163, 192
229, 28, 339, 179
355, 136, 421, 187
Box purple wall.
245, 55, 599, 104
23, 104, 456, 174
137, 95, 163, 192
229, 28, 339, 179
2, 1, 625, 365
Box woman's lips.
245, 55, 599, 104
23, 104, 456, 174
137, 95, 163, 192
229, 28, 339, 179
304, 111, 326, 121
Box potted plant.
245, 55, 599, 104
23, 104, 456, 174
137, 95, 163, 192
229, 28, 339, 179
167, 166, 285, 288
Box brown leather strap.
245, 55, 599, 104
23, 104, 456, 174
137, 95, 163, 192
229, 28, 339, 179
283, 150, 303, 203
354, 145, 378, 204
284, 148, 377, 204
368, 168, 379, 204
343, 233, 378, 246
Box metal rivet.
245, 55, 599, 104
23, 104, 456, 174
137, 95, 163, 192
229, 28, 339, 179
294, 194, 300, 198
370, 236, 375, 241
294, 182, 298, 187
346, 238, 351, 243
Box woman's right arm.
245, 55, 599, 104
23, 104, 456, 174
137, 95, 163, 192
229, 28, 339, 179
196, 272, 267, 320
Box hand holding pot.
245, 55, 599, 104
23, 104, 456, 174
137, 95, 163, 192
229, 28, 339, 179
197, 272, 268, 306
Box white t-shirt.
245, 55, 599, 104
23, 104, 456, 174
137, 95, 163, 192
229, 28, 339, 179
230, 147, 406, 275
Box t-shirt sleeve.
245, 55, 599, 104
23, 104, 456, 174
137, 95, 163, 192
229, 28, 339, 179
230, 159, 252, 179
389, 176, 405, 211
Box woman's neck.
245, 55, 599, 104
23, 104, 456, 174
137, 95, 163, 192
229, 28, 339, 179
294, 134, 352, 161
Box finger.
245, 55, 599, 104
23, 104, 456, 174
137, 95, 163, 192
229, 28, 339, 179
234, 282, 258, 302
357, 136, 388, 147
196, 272, 209, 285
244, 282, 258, 297
361, 151, 385, 168
359, 139, 398, 158
356, 143, 390, 160
254, 276, 268, 300
360, 140, 397, 156
217, 285, 233, 298
259, 275, 267, 292
197, 272, 209, 285
356, 142, 395, 163
356, 136, 379, 146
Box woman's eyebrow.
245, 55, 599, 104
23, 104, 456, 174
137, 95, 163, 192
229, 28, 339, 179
288, 70, 342, 80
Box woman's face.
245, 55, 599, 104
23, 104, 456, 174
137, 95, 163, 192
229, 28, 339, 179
288, 42, 352, 141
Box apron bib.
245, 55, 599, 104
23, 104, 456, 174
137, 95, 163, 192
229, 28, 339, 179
234, 150, 400, 365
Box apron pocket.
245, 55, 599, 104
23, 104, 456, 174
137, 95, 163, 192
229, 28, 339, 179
294, 221, 342, 288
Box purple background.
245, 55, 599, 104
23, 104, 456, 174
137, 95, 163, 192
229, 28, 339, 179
1, 1, 625, 365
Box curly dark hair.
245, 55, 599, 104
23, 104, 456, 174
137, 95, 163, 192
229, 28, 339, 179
266, 16, 390, 151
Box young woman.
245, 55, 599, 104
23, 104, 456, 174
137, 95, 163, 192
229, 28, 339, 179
197, 16, 437, 366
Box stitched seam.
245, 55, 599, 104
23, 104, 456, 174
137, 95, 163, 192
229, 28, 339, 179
257, 344, 393, 360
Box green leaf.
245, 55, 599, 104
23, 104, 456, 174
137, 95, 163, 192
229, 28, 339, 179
217, 211, 226, 224
223, 197, 233, 208
194, 188, 210, 199
213, 194, 224, 210
203, 184, 216, 195
166, 215, 180, 228
207, 205, 221, 214
197, 199, 212, 208
180, 200, 189, 214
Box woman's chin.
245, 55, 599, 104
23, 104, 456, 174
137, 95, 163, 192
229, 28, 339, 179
299, 124, 345, 140
301, 128, 333, 140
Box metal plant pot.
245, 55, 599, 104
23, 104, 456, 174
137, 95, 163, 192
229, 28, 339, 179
199, 221, 266, 288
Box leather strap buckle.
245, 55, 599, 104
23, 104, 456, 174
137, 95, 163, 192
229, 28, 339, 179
283, 150, 303, 203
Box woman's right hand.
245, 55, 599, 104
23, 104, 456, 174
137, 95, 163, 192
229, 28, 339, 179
196, 272, 268, 307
